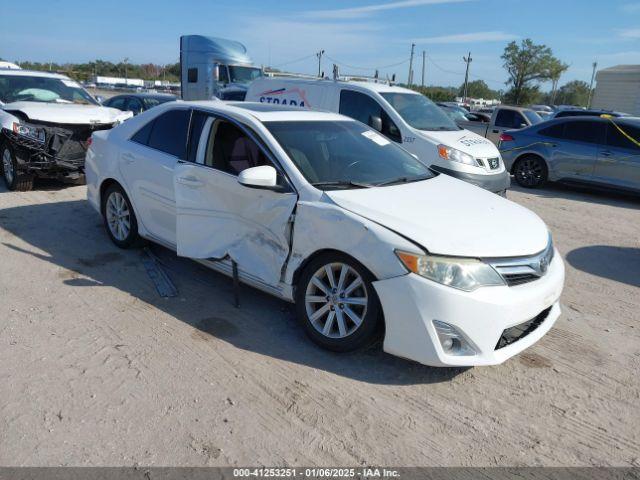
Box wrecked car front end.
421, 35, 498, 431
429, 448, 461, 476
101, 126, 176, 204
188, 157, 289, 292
2, 119, 115, 183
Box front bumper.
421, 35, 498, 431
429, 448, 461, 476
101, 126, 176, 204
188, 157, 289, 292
430, 165, 511, 194
373, 251, 564, 367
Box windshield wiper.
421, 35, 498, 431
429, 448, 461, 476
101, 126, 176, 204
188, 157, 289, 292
375, 175, 432, 187
311, 180, 373, 189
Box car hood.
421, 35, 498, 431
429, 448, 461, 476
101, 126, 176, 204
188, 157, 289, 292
419, 128, 499, 158
325, 174, 549, 258
2, 101, 132, 125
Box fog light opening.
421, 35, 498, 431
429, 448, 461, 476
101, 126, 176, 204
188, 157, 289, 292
433, 320, 476, 356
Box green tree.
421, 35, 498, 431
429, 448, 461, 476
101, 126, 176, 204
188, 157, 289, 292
501, 39, 563, 105
548, 58, 569, 105
409, 85, 457, 102
554, 80, 592, 107
457, 80, 499, 99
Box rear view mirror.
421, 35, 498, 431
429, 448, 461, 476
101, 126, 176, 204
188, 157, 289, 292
238, 165, 278, 189
368, 115, 383, 132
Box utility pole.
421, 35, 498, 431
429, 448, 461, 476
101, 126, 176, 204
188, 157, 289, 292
123, 57, 129, 84
407, 43, 416, 87
421, 50, 426, 87
462, 52, 472, 103
316, 50, 325, 77
588, 61, 597, 108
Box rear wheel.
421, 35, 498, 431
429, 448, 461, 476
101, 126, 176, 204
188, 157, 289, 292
101, 183, 142, 248
295, 253, 382, 352
513, 155, 548, 188
1, 143, 33, 191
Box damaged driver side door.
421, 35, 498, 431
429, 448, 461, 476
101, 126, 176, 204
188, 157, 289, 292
174, 112, 298, 287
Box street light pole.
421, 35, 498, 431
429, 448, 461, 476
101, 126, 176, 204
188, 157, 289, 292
421, 50, 426, 88
462, 52, 472, 103
588, 61, 597, 108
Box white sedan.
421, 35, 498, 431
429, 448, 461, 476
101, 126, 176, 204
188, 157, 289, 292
86, 101, 565, 367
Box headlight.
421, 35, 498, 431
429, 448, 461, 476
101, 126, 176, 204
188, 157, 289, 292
437, 144, 478, 167
396, 251, 505, 291
12, 122, 46, 143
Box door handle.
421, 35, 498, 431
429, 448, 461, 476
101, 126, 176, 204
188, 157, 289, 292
600, 150, 612, 157
177, 176, 204, 187
492, 129, 499, 133
122, 153, 136, 164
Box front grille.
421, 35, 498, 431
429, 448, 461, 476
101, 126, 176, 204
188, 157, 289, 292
495, 307, 551, 350
503, 272, 539, 286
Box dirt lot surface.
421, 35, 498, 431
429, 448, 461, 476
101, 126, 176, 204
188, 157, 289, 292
0, 181, 639, 467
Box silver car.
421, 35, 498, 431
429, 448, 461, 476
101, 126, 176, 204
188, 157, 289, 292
499, 116, 640, 194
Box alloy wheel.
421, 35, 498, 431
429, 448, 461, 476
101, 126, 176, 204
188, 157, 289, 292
515, 157, 544, 187
304, 262, 368, 339
105, 191, 131, 241
2, 149, 14, 186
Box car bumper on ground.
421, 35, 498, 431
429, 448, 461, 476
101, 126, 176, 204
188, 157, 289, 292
373, 251, 564, 367
430, 165, 511, 195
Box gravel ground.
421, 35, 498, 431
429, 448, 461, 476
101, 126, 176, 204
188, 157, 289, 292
0, 180, 638, 467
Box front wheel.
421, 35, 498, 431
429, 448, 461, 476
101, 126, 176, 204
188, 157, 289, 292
2, 143, 33, 191
513, 155, 548, 188
101, 183, 142, 248
295, 253, 382, 352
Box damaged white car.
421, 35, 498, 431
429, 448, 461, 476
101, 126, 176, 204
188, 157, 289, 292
86, 101, 564, 367
0, 68, 132, 191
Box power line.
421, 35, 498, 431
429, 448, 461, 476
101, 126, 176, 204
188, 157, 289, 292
272, 53, 317, 68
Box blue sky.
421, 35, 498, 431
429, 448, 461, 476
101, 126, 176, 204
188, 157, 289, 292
2, 0, 639, 91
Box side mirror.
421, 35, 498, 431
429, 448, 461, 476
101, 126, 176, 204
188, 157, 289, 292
368, 115, 383, 132
519, 123, 528, 128
212, 64, 220, 81
238, 165, 278, 189
95, 95, 104, 104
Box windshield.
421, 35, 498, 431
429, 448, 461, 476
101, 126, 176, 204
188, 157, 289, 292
265, 120, 434, 189
442, 107, 468, 122
228, 66, 263, 84
0, 74, 98, 105
380, 92, 459, 131
523, 110, 543, 125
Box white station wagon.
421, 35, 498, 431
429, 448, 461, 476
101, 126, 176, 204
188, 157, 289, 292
86, 101, 565, 367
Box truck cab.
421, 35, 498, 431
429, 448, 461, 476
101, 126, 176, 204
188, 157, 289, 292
180, 35, 263, 101
460, 106, 543, 144
245, 77, 510, 195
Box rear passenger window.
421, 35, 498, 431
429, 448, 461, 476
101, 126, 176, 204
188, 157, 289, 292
339, 90, 402, 142
108, 97, 126, 111
563, 121, 602, 144
147, 109, 191, 158
539, 123, 564, 138
131, 119, 155, 145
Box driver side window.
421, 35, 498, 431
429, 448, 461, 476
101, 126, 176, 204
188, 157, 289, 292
204, 119, 270, 175
339, 90, 402, 142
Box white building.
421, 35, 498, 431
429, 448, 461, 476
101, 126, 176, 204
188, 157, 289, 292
591, 65, 640, 115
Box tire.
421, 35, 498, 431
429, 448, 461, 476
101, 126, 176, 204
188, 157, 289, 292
1, 143, 34, 191
295, 252, 382, 352
101, 183, 142, 249
513, 155, 548, 188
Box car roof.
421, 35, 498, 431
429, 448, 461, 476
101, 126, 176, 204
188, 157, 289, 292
0, 69, 71, 80
187, 100, 352, 122
254, 77, 419, 95
109, 92, 176, 99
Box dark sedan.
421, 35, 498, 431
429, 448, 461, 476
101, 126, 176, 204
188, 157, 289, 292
102, 93, 177, 115
499, 116, 640, 194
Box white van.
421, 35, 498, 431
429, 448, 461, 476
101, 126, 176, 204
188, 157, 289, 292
246, 77, 510, 194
